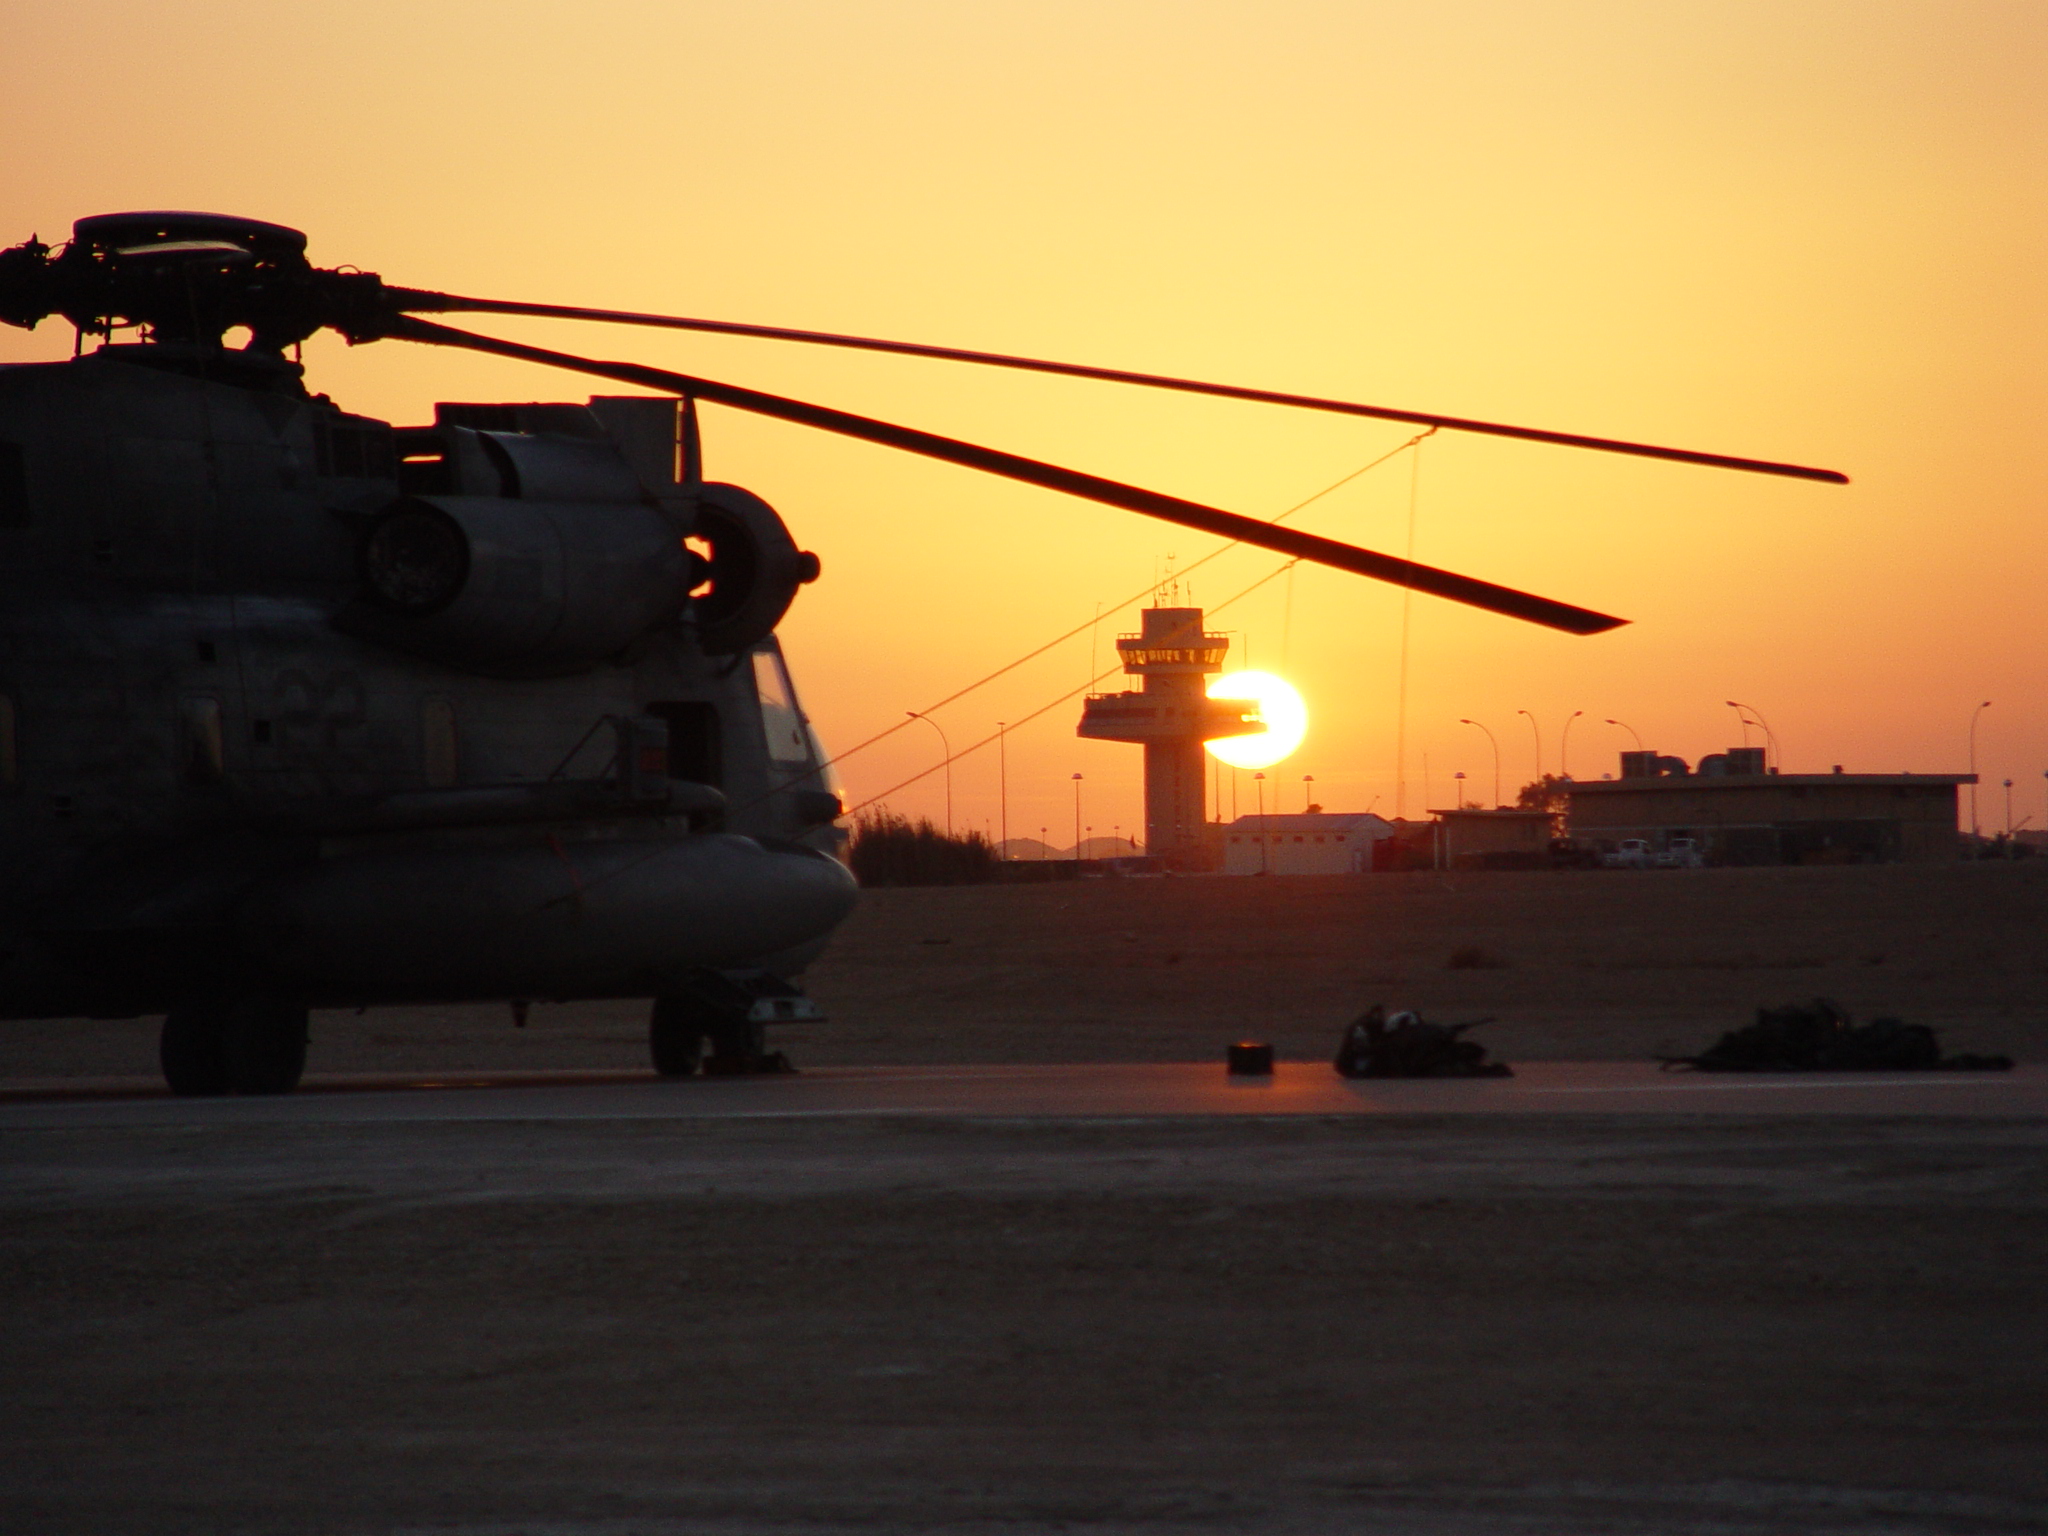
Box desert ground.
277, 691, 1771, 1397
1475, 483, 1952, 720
5, 861, 2044, 1079
3, 862, 2045, 1535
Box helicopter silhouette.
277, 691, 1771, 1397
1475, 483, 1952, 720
0, 211, 1845, 1095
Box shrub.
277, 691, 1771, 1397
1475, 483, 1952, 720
848, 810, 998, 887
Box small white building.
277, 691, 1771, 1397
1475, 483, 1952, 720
1222, 811, 1396, 875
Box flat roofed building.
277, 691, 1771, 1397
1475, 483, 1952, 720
1223, 811, 1394, 875
1567, 754, 1972, 865
1428, 807, 1557, 869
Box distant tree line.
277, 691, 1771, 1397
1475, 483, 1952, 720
1516, 775, 1571, 817
848, 810, 998, 886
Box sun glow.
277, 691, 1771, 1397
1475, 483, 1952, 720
1205, 671, 1307, 769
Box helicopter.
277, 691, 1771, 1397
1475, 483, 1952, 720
0, 211, 1846, 1095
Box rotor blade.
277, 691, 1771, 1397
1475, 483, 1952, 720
384, 316, 1626, 635
387, 288, 1847, 485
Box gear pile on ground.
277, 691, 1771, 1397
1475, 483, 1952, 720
1664, 997, 2014, 1072
1332, 1005, 1513, 1079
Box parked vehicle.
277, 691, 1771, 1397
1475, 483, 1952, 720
1655, 838, 1705, 869
1603, 838, 1653, 869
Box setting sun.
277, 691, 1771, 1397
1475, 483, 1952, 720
1205, 671, 1307, 769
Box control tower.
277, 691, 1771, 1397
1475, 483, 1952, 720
1077, 607, 1264, 869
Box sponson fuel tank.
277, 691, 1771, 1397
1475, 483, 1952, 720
234, 834, 857, 1005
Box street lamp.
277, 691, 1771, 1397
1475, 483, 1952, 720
1302, 773, 1314, 811
1458, 719, 1501, 807
1516, 708, 1543, 785
1453, 769, 1467, 808
1605, 717, 1644, 751
996, 721, 1008, 858
1968, 701, 1991, 837
2003, 779, 2014, 838
906, 711, 952, 835
1071, 773, 1083, 860
1725, 700, 1780, 771
1559, 710, 1584, 780
1253, 771, 1268, 874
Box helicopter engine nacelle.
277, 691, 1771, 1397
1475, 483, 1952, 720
339, 493, 691, 676
689, 482, 822, 655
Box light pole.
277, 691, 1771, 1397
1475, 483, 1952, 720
906, 711, 952, 835
1605, 717, 1644, 760
1453, 769, 1467, 807
1039, 825, 1047, 860
1459, 719, 1501, 807
1968, 701, 1991, 837
996, 722, 1008, 858
1254, 771, 1268, 873
1516, 709, 1543, 787
1302, 773, 1314, 811
1559, 710, 1584, 780
1071, 773, 1083, 860
1725, 700, 1780, 771
2003, 779, 2014, 838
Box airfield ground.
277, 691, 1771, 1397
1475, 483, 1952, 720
2, 863, 2045, 1534
6, 861, 2045, 1078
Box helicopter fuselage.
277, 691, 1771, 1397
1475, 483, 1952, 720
0, 345, 854, 1025
0, 208, 1849, 1090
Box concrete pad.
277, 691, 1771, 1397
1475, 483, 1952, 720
0, 1058, 2041, 1130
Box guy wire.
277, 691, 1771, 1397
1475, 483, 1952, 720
537, 431, 1432, 909
807, 428, 1437, 779
840, 556, 1301, 817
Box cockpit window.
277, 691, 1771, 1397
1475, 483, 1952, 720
752, 649, 811, 767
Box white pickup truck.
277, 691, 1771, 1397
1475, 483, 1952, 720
1603, 838, 1652, 869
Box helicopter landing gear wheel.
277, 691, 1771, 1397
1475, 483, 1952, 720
701, 1011, 773, 1077
648, 974, 795, 1078
649, 996, 708, 1077
159, 999, 308, 1096
220, 999, 309, 1095
161, 1005, 230, 1097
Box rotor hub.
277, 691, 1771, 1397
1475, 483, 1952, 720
0, 209, 392, 353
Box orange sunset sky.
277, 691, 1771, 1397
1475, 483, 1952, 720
4, 0, 2043, 844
